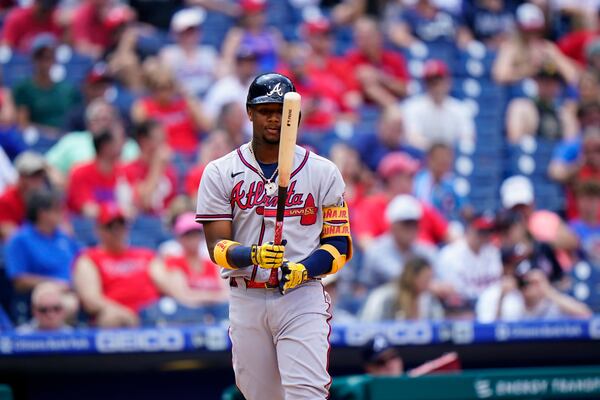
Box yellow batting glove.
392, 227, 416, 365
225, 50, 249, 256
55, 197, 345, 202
279, 261, 308, 295
250, 241, 286, 269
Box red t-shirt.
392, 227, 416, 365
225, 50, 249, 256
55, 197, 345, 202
345, 49, 409, 84
558, 30, 599, 66
72, 2, 112, 50
185, 164, 205, 199
165, 256, 222, 292
82, 247, 159, 312
352, 193, 448, 245
0, 185, 25, 226
2, 6, 61, 53
140, 97, 198, 152
122, 158, 177, 213
66, 160, 124, 214
566, 165, 600, 220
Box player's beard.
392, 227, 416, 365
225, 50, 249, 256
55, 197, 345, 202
262, 126, 281, 145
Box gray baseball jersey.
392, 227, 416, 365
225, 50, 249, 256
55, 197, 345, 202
195, 142, 346, 400
195, 142, 345, 282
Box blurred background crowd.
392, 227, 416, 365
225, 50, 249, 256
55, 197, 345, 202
0, 0, 599, 334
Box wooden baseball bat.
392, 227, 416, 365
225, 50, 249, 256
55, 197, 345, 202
267, 92, 301, 287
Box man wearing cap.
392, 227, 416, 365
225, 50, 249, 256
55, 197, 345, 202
402, 59, 475, 151
436, 213, 502, 314
5, 190, 79, 296
362, 335, 404, 376
73, 204, 161, 327
160, 8, 218, 98
500, 175, 578, 252
345, 16, 409, 107
353, 151, 450, 249
505, 61, 577, 143
361, 194, 437, 291
0, 151, 48, 240
300, 17, 362, 113
1, 0, 62, 53
13, 33, 80, 134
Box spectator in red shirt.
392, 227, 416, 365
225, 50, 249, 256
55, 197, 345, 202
1, 0, 62, 53
153, 212, 228, 308
122, 120, 177, 215
131, 59, 211, 154
65, 120, 127, 218
300, 17, 362, 113
279, 45, 343, 133
345, 16, 409, 107
72, 205, 161, 327
0, 151, 48, 240
353, 152, 449, 250
71, 1, 135, 59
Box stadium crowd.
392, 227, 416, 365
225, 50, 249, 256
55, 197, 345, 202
0, 0, 599, 332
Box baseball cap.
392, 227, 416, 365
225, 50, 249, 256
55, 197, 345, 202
236, 45, 259, 60
469, 212, 496, 231
362, 335, 399, 365
171, 8, 206, 33
516, 3, 545, 31
386, 195, 423, 223
302, 18, 332, 36
14, 151, 46, 176
377, 152, 420, 179
30, 33, 58, 57
240, 0, 266, 13
86, 62, 112, 84
535, 62, 563, 82
174, 212, 202, 236
97, 203, 126, 226
104, 5, 135, 30
500, 175, 534, 209
423, 59, 449, 80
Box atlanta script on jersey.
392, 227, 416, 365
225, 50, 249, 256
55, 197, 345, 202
196, 143, 346, 283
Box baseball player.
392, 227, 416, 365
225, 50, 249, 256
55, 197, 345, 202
195, 72, 352, 400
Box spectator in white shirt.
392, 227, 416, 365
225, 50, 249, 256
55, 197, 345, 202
360, 195, 438, 291
203, 46, 259, 123
160, 8, 219, 98
402, 59, 475, 151
436, 213, 502, 313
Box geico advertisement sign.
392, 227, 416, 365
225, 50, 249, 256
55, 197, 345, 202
96, 329, 185, 353
345, 322, 433, 346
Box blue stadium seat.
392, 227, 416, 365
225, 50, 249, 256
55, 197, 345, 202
71, 215, 98, 247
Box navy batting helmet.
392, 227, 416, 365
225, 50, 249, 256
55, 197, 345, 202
246, 73, 296, 106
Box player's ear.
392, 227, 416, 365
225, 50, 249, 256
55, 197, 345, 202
246, 106, 253, 122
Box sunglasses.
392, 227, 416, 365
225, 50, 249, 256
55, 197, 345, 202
36, 305, 63, 314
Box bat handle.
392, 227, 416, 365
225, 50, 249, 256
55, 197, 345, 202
267, 186, 288, 287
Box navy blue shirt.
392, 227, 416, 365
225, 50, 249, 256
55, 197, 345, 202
4, 223, 80, 283
400, 8, 459, 44
462, 3, 514, 42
